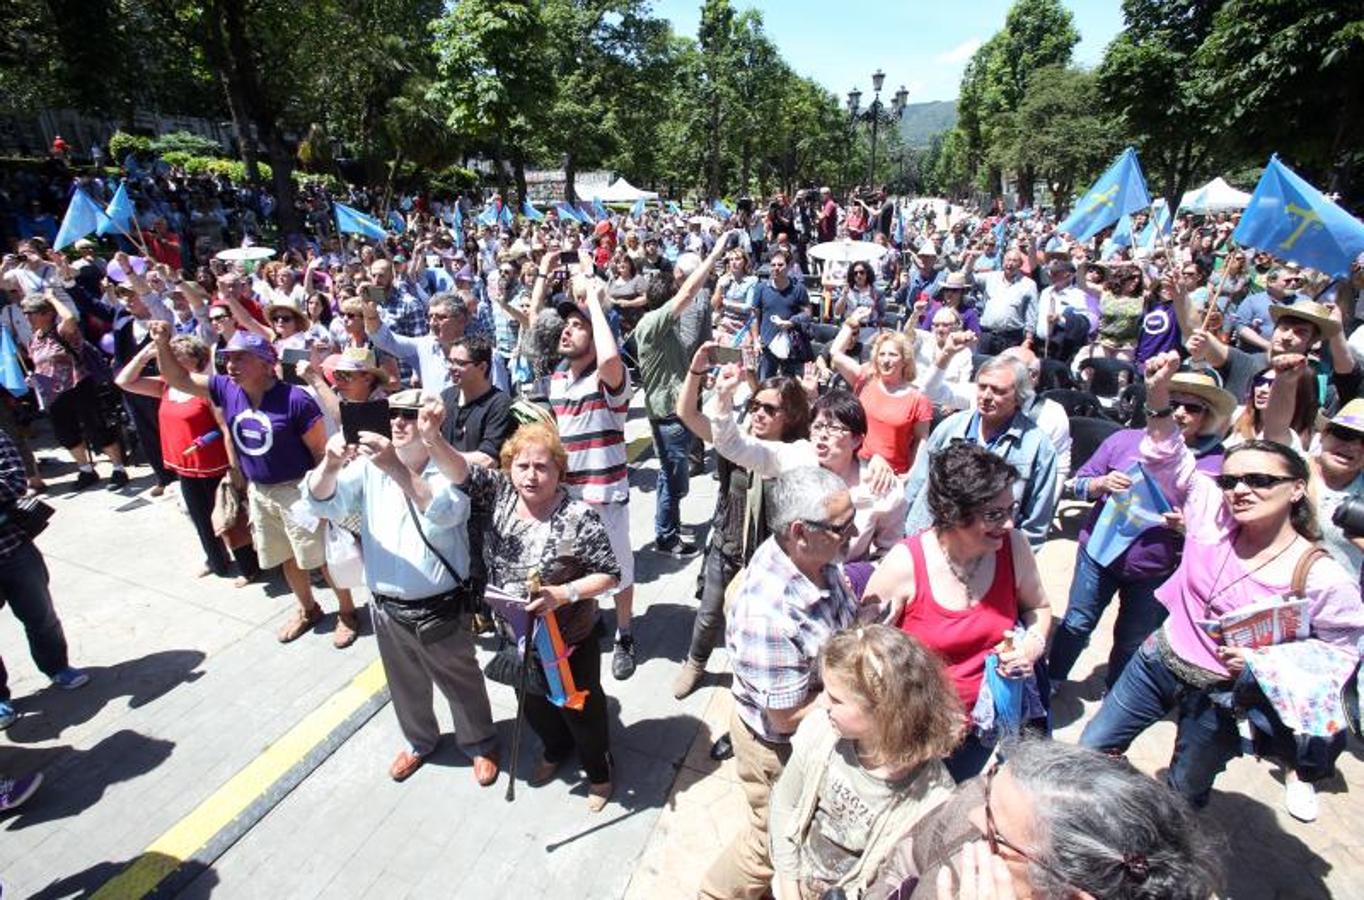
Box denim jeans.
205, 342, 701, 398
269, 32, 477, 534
0, 541, 70, 700
1048, 547, 1168, 687
650, 416, 693, 547
1079, 637, 1240, 807
757, 349, 802, 382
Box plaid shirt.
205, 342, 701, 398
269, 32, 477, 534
726, 536, 858, 742
380, 285, 429, 339
0, 430, 31, 558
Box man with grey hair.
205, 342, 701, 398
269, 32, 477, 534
902, 355, 1058, 549
364, 291, 466, 391
700, 465, 861, 900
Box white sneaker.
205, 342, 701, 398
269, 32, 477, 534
1285, 772, 1319, 822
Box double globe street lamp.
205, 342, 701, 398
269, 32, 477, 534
847, 70, 909, 187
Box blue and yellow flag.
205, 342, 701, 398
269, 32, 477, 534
54, 188, 109, 251
0, 328, 27, 397
386, 210, 406, 234
1139, 198, 1172, 250
334, 202, 386, 240
630, 198, 646, 219
1086, 463, 1172, 567
712, 198, 733, 219
1058, 147, 1151, 243
521, 200, 544, 222
97, 183, 135, 238
591, 198, 609, 221
1232, 155, 1364, 278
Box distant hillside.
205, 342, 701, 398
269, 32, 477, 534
898, 101, 957, 147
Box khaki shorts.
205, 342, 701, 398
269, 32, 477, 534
591, 500, 634, 592
249, 480, 326, 571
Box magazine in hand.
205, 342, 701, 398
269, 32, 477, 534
1196, 597, 1311, 649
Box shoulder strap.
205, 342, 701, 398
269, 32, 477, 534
1291, 546, 1330, 599
404, 495, 465, 589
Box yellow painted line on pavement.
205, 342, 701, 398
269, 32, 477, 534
626, 433, 652, 463
93, 659, 389, 900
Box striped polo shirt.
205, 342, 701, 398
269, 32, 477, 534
549, 361, 633, 505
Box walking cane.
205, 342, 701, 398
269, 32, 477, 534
506, 569, 541, 802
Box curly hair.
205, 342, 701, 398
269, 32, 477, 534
499, 421, 568, 477
820, 625, 963, 768
867, 330, 916, 384
927, 440, 1020, 530
525, 307, 565, 380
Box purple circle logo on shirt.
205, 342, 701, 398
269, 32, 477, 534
231, 409, 275, 457
1142, 309, 1171, 335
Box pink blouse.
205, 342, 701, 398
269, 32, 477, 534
1141, 431, 1364, 677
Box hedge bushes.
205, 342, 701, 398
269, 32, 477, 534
149, 130, 222, 157
107, 130, 152, 162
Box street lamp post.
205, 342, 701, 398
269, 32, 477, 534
848, 73, 909, 189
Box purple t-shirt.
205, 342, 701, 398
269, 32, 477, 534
1075, 427, 1223, 579
1134, 300, 1180, 367
209, 374, 322, 485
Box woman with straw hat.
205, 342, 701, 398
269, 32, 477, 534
1050, 368, 1236, 690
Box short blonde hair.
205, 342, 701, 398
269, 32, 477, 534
169, 334, 211, 371
339, 297, 365, 317
499, 422, 568, 477
868, 330, 916, 383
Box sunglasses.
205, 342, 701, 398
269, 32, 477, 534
1171, 399, 1207, 415
209, 314, 231, 322
270, 314, 296, 323
389, 407, 420, 421
1327, 424, 1364, 444
1252, 374, 1276, 390
801, 516, 858, 538
747, 399, 783, 417
1212, 472, 1297, 491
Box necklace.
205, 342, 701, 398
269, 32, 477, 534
944, 547, 987, 602
1202, 533, 1301, 615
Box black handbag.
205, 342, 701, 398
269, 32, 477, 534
392, 497, 468, 645
6, 495, 53, 539
483, 642, 550, 696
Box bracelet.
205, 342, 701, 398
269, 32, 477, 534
689, 368, 710, 375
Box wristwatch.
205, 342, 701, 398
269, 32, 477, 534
566, 581, 581, 604
1144, 404, 1174, 419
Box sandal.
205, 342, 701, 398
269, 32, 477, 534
333, 613, 360, 649
277, 604, 322, 643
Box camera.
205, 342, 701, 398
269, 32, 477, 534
1332, 496, 1364, 538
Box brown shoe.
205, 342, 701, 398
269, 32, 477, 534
389, 750, 424, 782
528, 756, 564, 787
672, 659, 707, 700
472, 753, 500, 787
333, 613, 360, 649
587, 780, 613, 813
277, 605, 322, 643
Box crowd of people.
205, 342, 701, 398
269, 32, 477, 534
4, 155, 1364, 898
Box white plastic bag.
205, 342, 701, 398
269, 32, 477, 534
324, 523, 365, 589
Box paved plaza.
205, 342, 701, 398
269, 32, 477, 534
1, 402, 1362, 899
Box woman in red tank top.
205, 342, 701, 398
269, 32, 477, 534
864, 441, 1051, 781
115, 335, 261, 585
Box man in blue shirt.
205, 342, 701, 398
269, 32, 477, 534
902, 355, 1058, 549
752, 249, 811, 380
1234, 265, 1302, 351
304, 389, 499, 786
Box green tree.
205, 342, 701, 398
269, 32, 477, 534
1097, 0, 1225, 207
1198, 0, 1364, 198
994, 66, 1122, 214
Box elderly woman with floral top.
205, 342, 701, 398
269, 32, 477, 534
437, 421, 620, 812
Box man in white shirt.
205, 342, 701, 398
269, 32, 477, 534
1036, 258, 1094, 361
973, 249, 1038, 355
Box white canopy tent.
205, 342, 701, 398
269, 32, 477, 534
595, 177, 658, 203
1178, 177, 1252, 214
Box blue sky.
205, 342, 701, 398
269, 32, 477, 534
649, 0, 1126, 104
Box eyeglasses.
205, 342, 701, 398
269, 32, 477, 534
447, 357, 474, 369
801, 516, 858, 539
389, 407, 420, 421
747, 399, 783, 417
978, 502, 1019, 527
209, 314, 231, 322
1212, 472, 1297, 491
983, 763, 1070, 885
1327, 424, 1364, 444
1171, 399, 1207, 415
429, 313, 451, 322
810, 420, 852, 437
